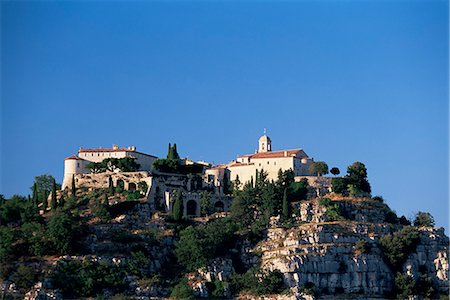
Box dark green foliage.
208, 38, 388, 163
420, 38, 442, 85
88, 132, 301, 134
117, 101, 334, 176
32, 183, 38, 207
413, 211, 435, 227
299, 281, 317, 296
59, 195, 65, 208
206, 280, 227, 298
289, 178, 309, 201
21, 222, 50, 256
354, 239, 370, 256
200, 191, 212, 216
0, 195, 39, 225
331, 177, 348, 195
170, 278, 195, 299
108, 176, 114, 195
330, 167, 340, 176
172, 190, 184, 221
115, 180, 124, 193
0, 226, 14, 264
51, 178, 57, 210
126, 251, 152, 277
309, 161, 329, 176
126, 190, 142, 200
52, 259, 128, 298
282, 188, 290, 221
319, 197, 332, 206
71, 175, 77, 196
393, 273, 436, 300
222, 172, 230, 195
175, 218, 237, 272
380, 227, 420, 271
346, 162, 371, 195
385, 210, 398, 224
33, 174, 58, 195
42, 190, 48, 212
117, 157, 140, 172
152, 158, 180, 173
12, 265, 37, 291
47, 210, 79, 254
230, 268, 286, 295
86, 162, 103, 173
372, 195, 384, 202
137, 181, 148, 194
110, 228, 142, 244
92, 199, 111, 223
399, 216, 411, 226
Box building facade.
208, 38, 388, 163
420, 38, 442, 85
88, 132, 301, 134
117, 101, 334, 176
62, 145, 157, 190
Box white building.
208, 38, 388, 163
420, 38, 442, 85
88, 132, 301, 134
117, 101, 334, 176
207, 133, 314, 186
62, 145, 157, 190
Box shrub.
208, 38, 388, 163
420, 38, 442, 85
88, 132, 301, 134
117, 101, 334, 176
372, 196, 384, 202
384, 210, 398, 224
170, 278, 195, 299
230, 268, 286, 295
12, 265, 37, 291
380, 227, 420, 271
331, 178, 348, 195
413, 211, 435, 227
47, 211, 80, 254
319, 197, 332, 206
21, 222, 50, 256
354, 240, 370, 256
52, 259, 127, 298
299, 281, 317, 296
399, 216, 411, 226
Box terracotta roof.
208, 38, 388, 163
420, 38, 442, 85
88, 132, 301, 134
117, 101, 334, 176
227, 162, 255, 168
78, 148, 130, 153
78, 147, 158, 158
65, 155, 85, 160
238, 149, 307, 159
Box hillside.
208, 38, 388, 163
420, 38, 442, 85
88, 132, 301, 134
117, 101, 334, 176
0, 172, 448, 300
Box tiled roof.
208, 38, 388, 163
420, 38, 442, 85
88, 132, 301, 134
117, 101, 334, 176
228, 162, 255, 168
65, 155, 85, 160
238, 149, 306, 159
78, 148, 130, 153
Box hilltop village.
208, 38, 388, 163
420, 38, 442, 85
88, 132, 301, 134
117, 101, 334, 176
62, 133, 319, 218
0, 134, 448, 300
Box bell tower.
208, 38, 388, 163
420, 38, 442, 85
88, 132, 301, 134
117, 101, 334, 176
258, 129, 272, 153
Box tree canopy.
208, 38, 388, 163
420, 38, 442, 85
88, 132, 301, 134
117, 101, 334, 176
309, 161, 329, 176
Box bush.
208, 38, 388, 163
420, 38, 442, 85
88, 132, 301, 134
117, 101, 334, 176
331, 178, 348, 195
413, 211, 435, 227
380, 227, 420, 271
21, 222, 50, 256
384, 211, 398, 224
12, 265, 37, 291
47, 211, 80, 254
354, 240, 370, 256
175, 218, 237, 272
52, 259, 127, 298
319, 197, 332, 206
230, 268, 286, 295
372, 196, 384, 203
170, 278, 195, 299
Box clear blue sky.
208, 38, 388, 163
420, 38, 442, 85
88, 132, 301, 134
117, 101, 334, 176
1, 1, 448, 230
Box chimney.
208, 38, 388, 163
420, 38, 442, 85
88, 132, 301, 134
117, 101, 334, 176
284, 151, 288, 157
112, 144, 119, 150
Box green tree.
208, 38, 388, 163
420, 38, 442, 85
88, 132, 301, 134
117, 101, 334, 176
42, 190, 48, 212
282, 188, 290, 221
222, 172, 230, 195
51, 178, 57, 210
71, 175, 77, 196
331, 177, 348, 195
172, 143, 180, 160
413, 211, 435, 227
22, 222, 49, 256
0, 226, 14, 264
108, 176, 114, 195
47, 211, 79, 254
330, 167, 340, 176
59, 195, 65, 208
167, 143, 173, 159
171, 278, 195, 300
85, 162, 104, 173
101, 157, 120, 172
117, 157, 140, 172
346, 161, 371, 195
380, 226, 420, 271
309, 161, 329, 176
32, 174, 58, 196
200, 191, 212, 216
32, 183, 38, 207
12, 265, 37, 291
172, 190, 184, 221
137, 181, 148, 194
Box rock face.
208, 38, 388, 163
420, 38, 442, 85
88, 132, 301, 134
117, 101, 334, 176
258, 198, 449, 298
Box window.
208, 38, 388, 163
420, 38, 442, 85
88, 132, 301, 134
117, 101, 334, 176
77, 163, 80, 168
274, 162, 276, 165
267, 161, 269, 165
259, 163, 261, 166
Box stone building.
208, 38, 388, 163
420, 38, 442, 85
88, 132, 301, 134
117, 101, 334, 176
62, 145, 157, 190
205, 132, 314, 187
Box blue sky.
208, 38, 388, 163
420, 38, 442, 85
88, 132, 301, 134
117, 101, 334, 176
1, 1, 448, 230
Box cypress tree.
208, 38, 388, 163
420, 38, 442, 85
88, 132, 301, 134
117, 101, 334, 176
32, 183, 38, 207
59, 195, 65, 208
108, 176, 114, 196
71, 175, 76, 196
104, 193, 109, 207
282, 188, 290, 221
173, 143, 180, 159
42, 190, 48, 212
172, 190, 183, 222
167, 143, 173, 159
51, 178, 57, 210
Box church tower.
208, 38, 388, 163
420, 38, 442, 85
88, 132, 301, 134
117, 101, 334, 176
258, 129, 272, 153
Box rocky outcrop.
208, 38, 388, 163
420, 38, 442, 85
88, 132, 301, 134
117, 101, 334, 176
257, 198, 449, 298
